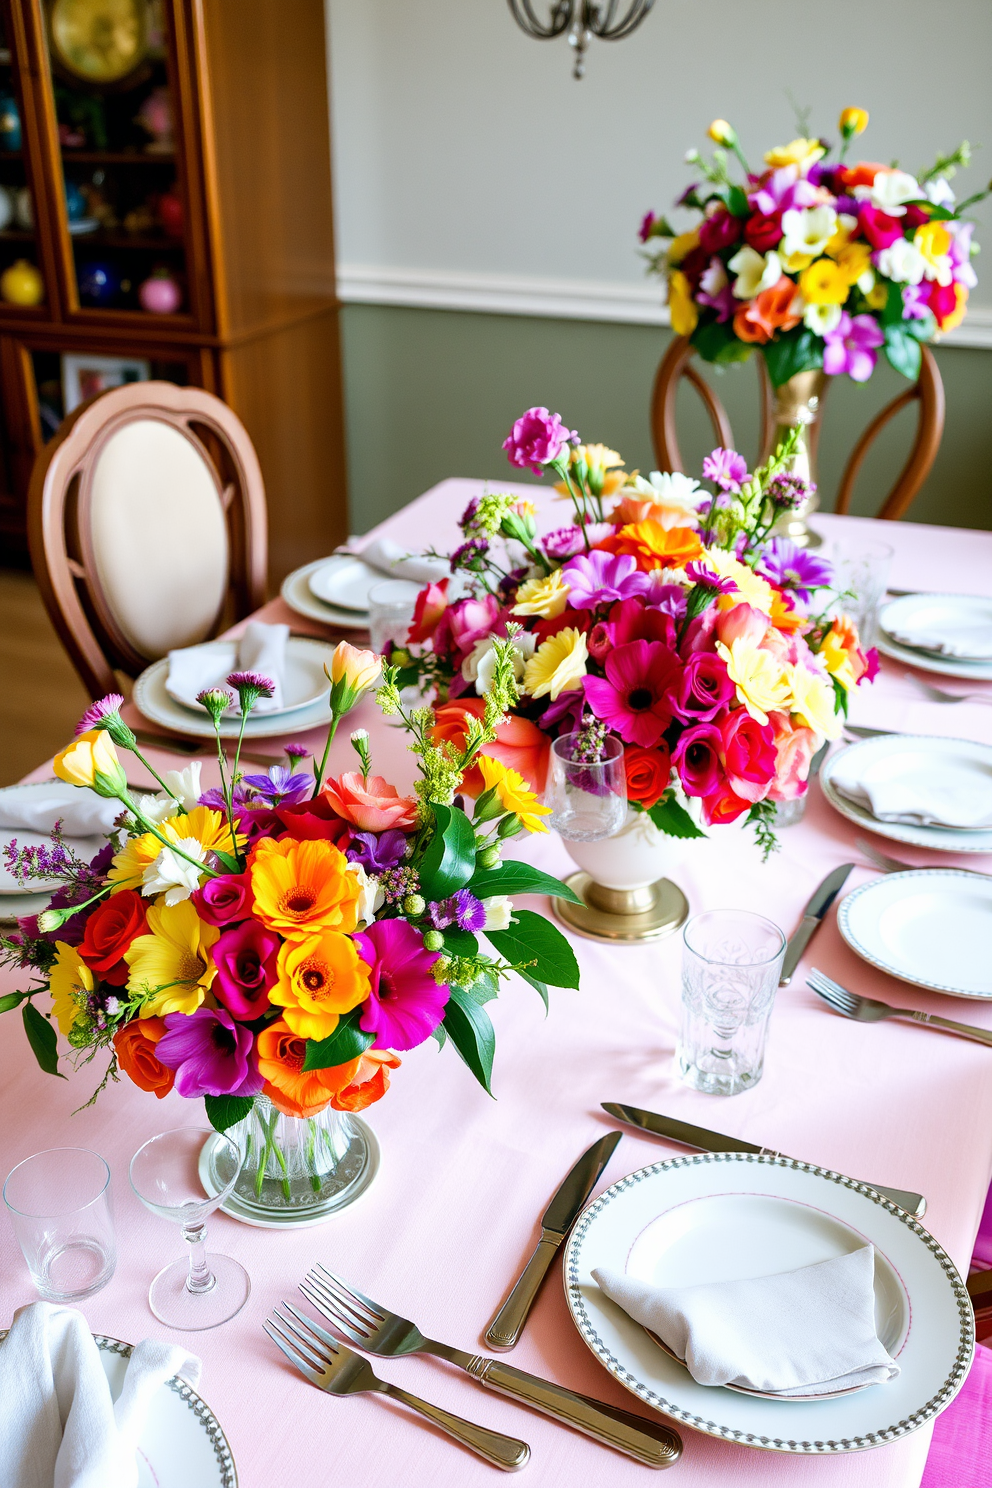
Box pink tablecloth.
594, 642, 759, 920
3, 481, 992, 1488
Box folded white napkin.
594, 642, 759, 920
0, 1301, 201, 1488
0, 783, 121, 838
165, 619, 289, 714
594, 1246, 898, 1396
831, 752, 992, 829
887, 614, 992, 660
351, 536, 449, 586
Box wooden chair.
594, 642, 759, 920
28, 381, 268, 700
650, 336, 945, 521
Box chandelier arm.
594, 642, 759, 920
587, 0, 655, 38
507, 0, 574, 40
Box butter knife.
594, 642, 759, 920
602, 1103, 926, 1217
485, 1131, 621, 1351
779, 862, 854, 986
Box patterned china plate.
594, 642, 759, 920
838, 869, 992, 998
564, 1153, 972, 1455
281, 557, 371, 630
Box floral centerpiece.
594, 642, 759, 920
394, 408, 877, 858
0, 641, 580, 1211
639, 108, 984, 384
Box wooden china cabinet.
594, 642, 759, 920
0, 0, 347, 580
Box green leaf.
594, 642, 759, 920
726, 185, 750, 218
441, 928, 479, 957
457, 969, 500, 1006
442, 987, 496, 1095
517, 968, 549, 1012
204, 1094, 255, 1132
486, 909, 580, 990
303, 1009, 375, 1070
0, 990, 26, 1014
212, 850, 242, 875
430, 1023, 447, 1049
646, 798, 707, 840
22, 1002, 62, 1077
904, 309, 937, 342
761, 329, 823, 387
693, 318, 753, 366
884, 324, 922, 381
881, 278, 906, 328
418, 805, 477, 900
468, 861, 582, 905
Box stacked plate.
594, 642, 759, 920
0, 781, 112, 923
280, 554, 379, 630
878, 593, 992, 680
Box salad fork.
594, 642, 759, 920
807, 970, 992, 1048
299, 1265, 682, 1467
905, 675, 992, 706
855, 838, 992, 880
264, 1305, 530, 1470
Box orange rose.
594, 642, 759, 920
733, 277, 802, 345
609, 495, 698, 531
331, 1049, 401, 1112
840, 161, 887, 190
113, 1016, 174, 1099
256, 1019, 361, 1118
431, 698, 550, 798
322, 772, 418, 832
600, 521, 704, 573
624, 744, 671, 810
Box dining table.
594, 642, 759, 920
2, 477, 992, 1488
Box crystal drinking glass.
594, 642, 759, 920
129, 1128, 248, 1331
829, 538, 894, 649
368, 578, 421, 656
3, 1147, 115, 1301
677, 910, 786, 1096
545, 731, 627, 841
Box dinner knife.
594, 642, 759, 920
485, 1131, 622, 1351
602, 1103, 926, 1218
779, 863, 854, 987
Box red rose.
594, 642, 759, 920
78, 890, 147, 986
744, 212, 783, 253
275, 794, 353, 845
624, 744, 672, 811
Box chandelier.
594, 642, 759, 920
507, 0, 655, 79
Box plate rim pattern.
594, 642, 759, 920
837, 869, 992, 999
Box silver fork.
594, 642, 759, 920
807, 969, 992, 1048
855, 837, 992, 880
299, 1265, 682, 1468
264, 1304, 530, 1471
905, 675, 992, 706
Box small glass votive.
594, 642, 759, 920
3, 1147, 116, 1301
368, 578, 421, 657
546, 732, 627, 841
677, 910, 786, 1097
769, 741, 830, 828
829, 539, 894, 649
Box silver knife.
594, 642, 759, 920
779, 863, 854, 986
485, 1131, 621, 1351
602, 1103, 926, 1218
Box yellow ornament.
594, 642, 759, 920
0, 259, 44, 306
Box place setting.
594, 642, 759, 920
281, 536, 449, 634
876, 593, 992, 682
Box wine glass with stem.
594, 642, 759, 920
129, 1128, 248, 1331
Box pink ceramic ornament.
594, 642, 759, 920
138, 268, 182, 314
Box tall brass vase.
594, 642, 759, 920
767, 369, 828, 549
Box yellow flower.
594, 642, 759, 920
716, 639, 791, 726
325, 642, 381, 713
269, 930, 370, 1040
667, 229, 699, 266
512, 570, 571, 619
865, 281, 888, 310
839, 107, 869, 138
523, 628, 588, 701
50, 941, 93, 1036
574, 443, 623, 472
708, 119, 734, 145
125, 900, 219, 1015
820, 629, 858, 692
798, 258, 849, 307
764, 138, 825, 172
914, 222, 952, 276
707, 549, 775, 615
250, 837, 360, 941
53, 729, 126, 798
787, 663, 842, 739
825, 214, 859, 257
835, 242, 873, 287
476, 756, 551, 835
779, 250, 813, 274
108, 806, 241, 892
668, 270, 699, 337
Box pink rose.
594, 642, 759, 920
407, 580, 449, 644
672, 722, 725, 798
766, 711, 817, 802
502, 406, 577, 474
719, 709, 777, 804
433, 593, 501, 660
715, 603, 768, 648
859, 204, 904, 250
322, 772, 419, 832
761, 625, 803, 667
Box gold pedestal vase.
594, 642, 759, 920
767, 368, 828, 549
552, 808, 690, 944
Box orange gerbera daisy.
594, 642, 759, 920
601, 521, 704, 573
269, 930, 370, 1039
249, 837, 360, 942
256, 1019, 361, 1117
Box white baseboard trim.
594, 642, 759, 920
336, 262, 992, 349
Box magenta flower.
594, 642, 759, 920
701, 447, 748, 493
672, 722, 726, 798
685, 561, 736, 595
75, 693, 125, 736
212, 920, 281, 1019
672, 652, 736, 724
538, 686, 586, 734
226, 670, 275, 696
822, 313, 885, 382
156, 1007, 264, 1098
607, 597, 677, 650
948, 221, 978, 288
720, 710, 777, 804
561, 550, 650, 610
749, 166, 817, 217
432, 593, 501, 660
502, 407, 578, 475
639, 210, 659, 243
192, 871, 254, 928
355, 919, 449, 1051
757, 538, 833, 603
583, 640, 681, 748
542, 526, 587, 561
859, 205, 903, 250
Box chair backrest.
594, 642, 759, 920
28, 381, 267, 699
650, 336, 945, 522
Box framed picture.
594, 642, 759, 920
62, 353, 151, 414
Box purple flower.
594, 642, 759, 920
639, 210, 659, 243
226, 670, 275, 696
948, 221, 978, 288
355, 919, 449, 1051
346, 829, 408, 874
241, 765, 312, 806
643, 575, 689, 618
901, 283, 932, 320
561, 550, 650, 609
212, 920, 281, 1020
502, 407, 578, 475
75, 693, 125, 736
459, 496, 480, 528
284, 742, 311, 765
701, 447, 749, 493
685, 561, 736, 595
428, 889, 486, 933
822, 313, 885, 383
758, 537, 833, 603
156, 1007, 264, 1098
537, 686, 586, 734
451, 537, 490, 570
766, 473, 815, 511
748, 165, 818, 217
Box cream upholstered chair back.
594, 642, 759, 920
29, 382, 267, 699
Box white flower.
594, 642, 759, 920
699, 257, 728, 297
642, 471, 703, 505
925, 176, 955, 208
347, 862, 385, 925
141, 762, 203, 822
803, 302, 843, 337
854, 169, 921, 217
461, 631, 535, 689
138, 794, 177, 826
482, 896, 514, 932
142, 840, 207, 906
727, 246, 782, 300
875, 237, 927, 285
780, 205, 838, 261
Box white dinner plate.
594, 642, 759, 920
0, 887, 56, 923
0, 1331, 236, 1486
281, 557, 371, 630
308, 554, 379, 611
135, 637, 338, 739
565, 1153, 972, 1455
164, 645, 330, 720
879, 593, 992, 670
0, 780, 116, 892
838, 870, 992, 998
821, 736, 992, 854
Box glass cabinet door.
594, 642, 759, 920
0, 9, 47, 311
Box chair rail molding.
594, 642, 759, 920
336, 263, 992, 350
